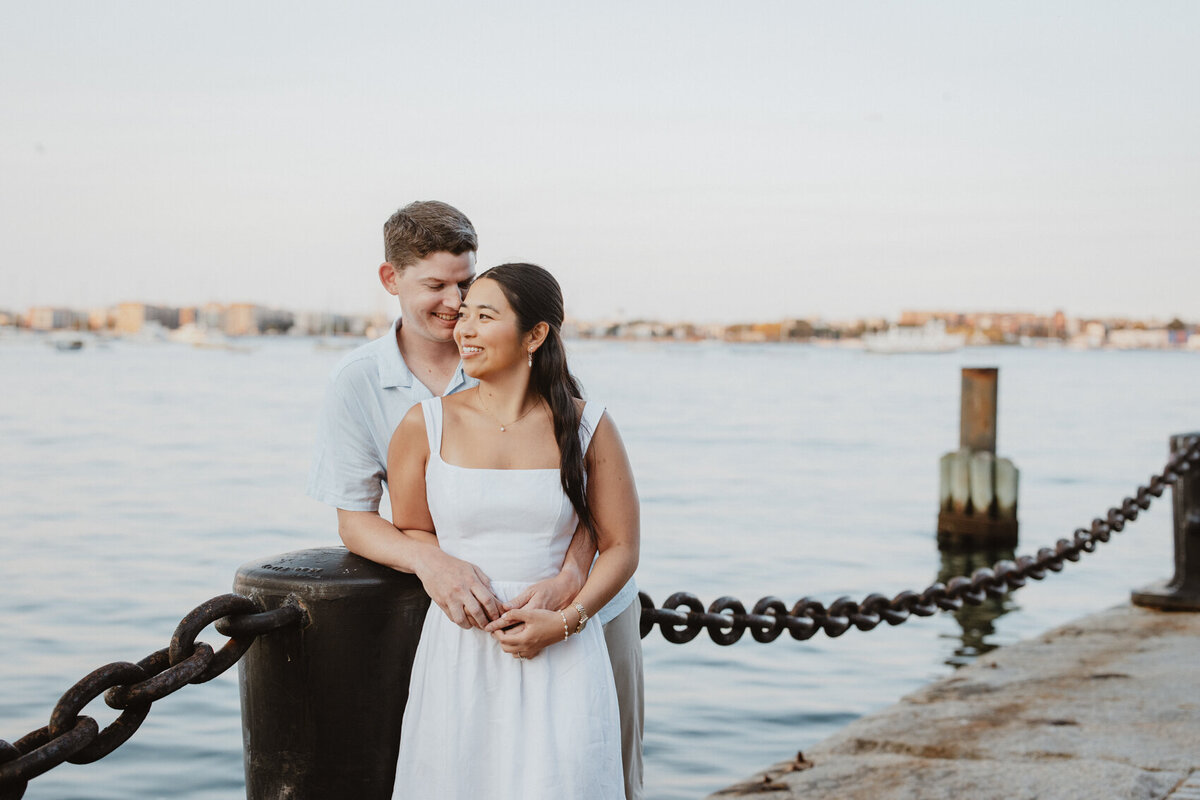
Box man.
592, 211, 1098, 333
307, 200, 643, 799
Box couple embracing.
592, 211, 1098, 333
307, 201, 643, 799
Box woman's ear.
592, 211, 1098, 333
524, 321, 550, 353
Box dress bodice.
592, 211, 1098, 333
421, 397, 604, 584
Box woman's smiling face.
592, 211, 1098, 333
454, 278, 528, 379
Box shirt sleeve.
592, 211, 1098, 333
306, 364, 386, 512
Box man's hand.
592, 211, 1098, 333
335, 510, 502, 629
415, 547, 502, 629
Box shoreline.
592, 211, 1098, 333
5, 327, 1200, 353
707, 603, 1200, 800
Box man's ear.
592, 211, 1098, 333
525, 321, 550, 353
379, 262, 401, 295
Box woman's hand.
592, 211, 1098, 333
482, 567, 583, 634
490, 606, 579, 660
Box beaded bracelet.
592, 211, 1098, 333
559, 610, 570, 641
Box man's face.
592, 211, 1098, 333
384, 251, 477, 345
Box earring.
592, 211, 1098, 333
528, 348, 534, 367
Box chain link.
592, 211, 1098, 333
0, 596, 303, 798
49, 662, 150, 764
638, 435, 1199, 645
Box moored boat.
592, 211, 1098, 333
862, 319, 965, 354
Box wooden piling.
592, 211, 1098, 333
938, 367, 1019, 549
959, 367, 998, 454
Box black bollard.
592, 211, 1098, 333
1132, 433, 1200, 611
234, 547, 430, 799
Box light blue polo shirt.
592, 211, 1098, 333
306, 317, 635, 624
307, 318, 475, 512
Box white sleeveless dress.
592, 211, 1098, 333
392, 397, 624, 799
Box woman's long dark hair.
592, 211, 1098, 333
476, 263, 596, 541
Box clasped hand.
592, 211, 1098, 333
418, 549, 503, 629
483, 570, 584, 659
421, 551, 584, 660
487, 607, 570, 660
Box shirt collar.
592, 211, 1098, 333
377, 317, 414, 389
377, 317, 471, 395
444, 361, 471, 395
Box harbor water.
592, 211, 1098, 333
1, 334, 1197, 800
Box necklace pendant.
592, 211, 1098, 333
499, 426, 505, 432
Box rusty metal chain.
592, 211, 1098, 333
637, 434, 1200, 645
0, 594, 304, 800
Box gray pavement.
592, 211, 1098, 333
708, 604, 1200, 800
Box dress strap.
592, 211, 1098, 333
419, 397, 444, 458
578, 401, 607, 454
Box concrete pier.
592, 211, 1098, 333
708, 604, 1200, 800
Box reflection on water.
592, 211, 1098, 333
936, 546, 1018, 668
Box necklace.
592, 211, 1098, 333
476, 390, 540, 432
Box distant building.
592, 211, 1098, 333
224, 303, 257, 336
1076, 321, 1108, 349
224, 303, 294, 336
623, 320, 669, 340
29, 306, 88, 330
723, 323, 772, 342
115, 303, 179, 334
86, 307, 112, 331
900, 310, 960, 327
1166, 319, 1188, 347
28, 307, 56, 330
1052, 309, 1067, 338
257, 307, 294, 334
196, 303, 226, 330
293, 310, 358, 336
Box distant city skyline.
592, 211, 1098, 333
11, 296, 1198, 353
8, 297, 1193, 331
3, 3, 1198, 323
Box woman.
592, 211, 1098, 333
386, 263, 640, 798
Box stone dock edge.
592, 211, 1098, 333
706, 603, 1200, 800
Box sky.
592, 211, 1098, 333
2, 2, 1197, 323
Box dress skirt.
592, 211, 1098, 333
392, 580, 624, 800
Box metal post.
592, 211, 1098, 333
1132, 432, 1200, 611
234, 547, 430, 799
